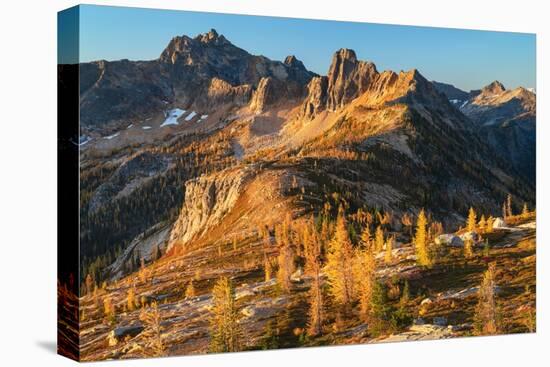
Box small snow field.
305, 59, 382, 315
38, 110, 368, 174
79, 136, 92, 146
142, 126, 152, 130
161, 108, 186, 127
127, 124, 133, 129
104, 132, 120, 140
185, 111, 197, 121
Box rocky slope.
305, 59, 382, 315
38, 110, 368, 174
79, 29, 315, 130
433, 80, 536, 183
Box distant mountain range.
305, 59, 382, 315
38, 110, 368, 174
433, 79, 536, 182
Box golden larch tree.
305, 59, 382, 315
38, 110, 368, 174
304, 219, 324, 336
374, 225, 385, 252
474, 263, 499, 335
276, 220, 295, 293
478, 215, 486, 234
467, 207, 477, 233
414, 209, 431, 267
353, 246, 376, 322
139, 301, 165, 357
385, 235, 394, 264
185, 280, 196, 299
127, 287, 136, 312
326, 207, 355, 308
360, 225, 372, 250
522, 203, 529, 219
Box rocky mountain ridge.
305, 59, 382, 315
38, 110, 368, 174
79, 29, 315, 129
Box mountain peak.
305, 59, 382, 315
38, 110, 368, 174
284, 55, 305, 69
333, 48, 357, 63
482, 80, 506, 95
195, 28, 230, 45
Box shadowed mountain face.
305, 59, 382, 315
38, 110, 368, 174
435, 80, 536, 183
79, 29, 316, 128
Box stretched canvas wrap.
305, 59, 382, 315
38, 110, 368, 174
58, 4, 536, 362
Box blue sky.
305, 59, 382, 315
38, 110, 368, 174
75, 4, 536, 91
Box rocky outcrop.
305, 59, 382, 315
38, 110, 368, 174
326, 48, 378, 110
298, 48, 457, 122
300, 76, 329, 119
195, 77, 253, 108
250, 77, 280, 113
167, 167, 256, 250
105, 222, 172, 280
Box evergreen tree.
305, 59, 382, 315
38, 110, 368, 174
209, 277, 241, 353
368, 281, 392, 336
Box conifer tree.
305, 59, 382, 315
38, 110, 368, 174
506, 194, 513, 218
85, 273, 94, 296
486, 216, 494, 233
276, 221, 295, 293
103, 297, 115, 324
464, 238, 474, 259
385, 235, 394, 264
375, 225, 385, 252
368, 281, 392, 336
354, 246, 376, 322
127, 287, 136, 312
360, 225, 371, 250
474, 263, 499, 335
139, 301, 165, 357
185, 280, 196, 299
304, 220, 324, 336
414, 209, 431, 267
522, 203, 529, 219
467, 207, 477, 233
326, 207, 355, 308
209, 277, 241, 353
478, 215, 486, 234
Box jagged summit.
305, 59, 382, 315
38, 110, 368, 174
481, 80, 506, 95
284, 55, 305, 69
194, 28, 230, 45
300, 48, 445, 120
